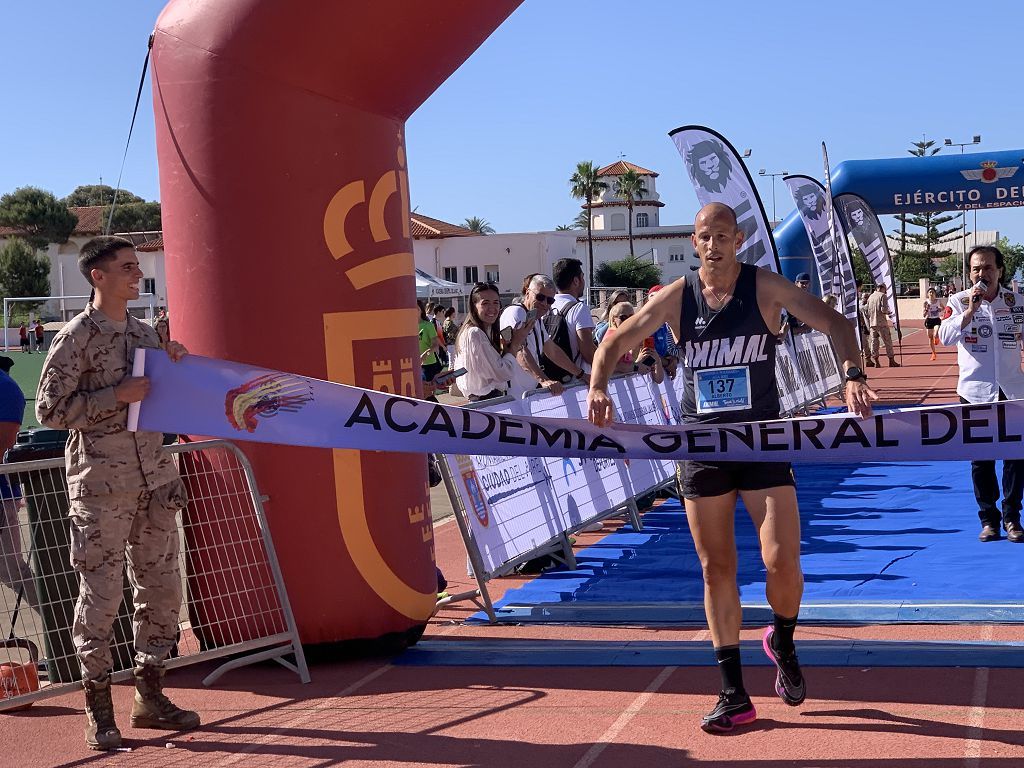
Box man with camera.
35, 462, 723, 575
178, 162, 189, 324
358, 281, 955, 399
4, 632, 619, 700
500, 274, 587, 399
939, 246, 1024, 543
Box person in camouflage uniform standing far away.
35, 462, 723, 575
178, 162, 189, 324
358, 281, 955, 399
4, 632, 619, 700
36, 236, 200, 751
153, 307, 170, 349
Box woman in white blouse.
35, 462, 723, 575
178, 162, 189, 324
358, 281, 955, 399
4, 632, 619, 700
455, 282, 533, 401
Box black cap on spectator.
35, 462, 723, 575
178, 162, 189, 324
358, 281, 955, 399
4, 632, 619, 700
0, 356, 13, 373
796, 273, 811, 282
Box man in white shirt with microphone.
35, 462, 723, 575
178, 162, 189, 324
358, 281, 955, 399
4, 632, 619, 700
939, 245, 1024, 543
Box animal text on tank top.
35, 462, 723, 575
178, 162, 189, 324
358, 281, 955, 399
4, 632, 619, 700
678, 262, 780, 423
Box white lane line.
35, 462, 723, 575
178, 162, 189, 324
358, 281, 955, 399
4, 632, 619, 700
213, 663, 393, 766
963, 625, 994, 768
572, 665, 676, 768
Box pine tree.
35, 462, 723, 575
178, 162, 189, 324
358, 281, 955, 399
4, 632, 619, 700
0, 237, 50, 312
890, 139, 961, 283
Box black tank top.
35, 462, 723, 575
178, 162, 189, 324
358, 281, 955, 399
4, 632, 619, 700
679, 262, 780, 424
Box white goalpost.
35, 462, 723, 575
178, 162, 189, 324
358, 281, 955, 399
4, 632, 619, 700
2, 293, 157, 350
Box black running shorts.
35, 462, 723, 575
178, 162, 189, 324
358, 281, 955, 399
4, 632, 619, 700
924, 318, 941, 329
676, 460, 795, 500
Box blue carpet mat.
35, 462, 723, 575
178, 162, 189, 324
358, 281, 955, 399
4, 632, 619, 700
397, 639, 1024, 668
469, 461, 1024, 624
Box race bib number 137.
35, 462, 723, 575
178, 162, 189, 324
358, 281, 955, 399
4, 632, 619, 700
695, 365, 752, 413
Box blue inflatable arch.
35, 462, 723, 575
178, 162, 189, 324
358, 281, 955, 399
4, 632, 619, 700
776, 148, 1024, 280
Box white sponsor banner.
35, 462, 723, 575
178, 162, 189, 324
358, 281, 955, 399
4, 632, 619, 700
134, 350, 1024, 465
670, 125, 781, 273
774, 338, 807, 414
444, 400, 563, 575
837, 194, 901, 334
612, 375, 675, 489
524, 384, 632, 530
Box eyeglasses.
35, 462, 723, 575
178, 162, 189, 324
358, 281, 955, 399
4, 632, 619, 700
532, 293, 556, 305
614, 313, 634, 320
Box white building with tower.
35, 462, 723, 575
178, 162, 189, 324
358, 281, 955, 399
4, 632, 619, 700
575, 161, 698, 284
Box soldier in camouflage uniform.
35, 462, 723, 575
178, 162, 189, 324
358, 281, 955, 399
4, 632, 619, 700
36, 236, 200, 750
153, 308, 170, 349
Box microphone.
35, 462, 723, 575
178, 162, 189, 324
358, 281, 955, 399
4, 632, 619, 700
972, 280, 988, 303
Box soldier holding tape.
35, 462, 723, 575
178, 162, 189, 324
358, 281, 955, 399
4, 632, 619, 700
36, 236, 198, 751
939, 245, 1024, 544
587, 202, 875, 734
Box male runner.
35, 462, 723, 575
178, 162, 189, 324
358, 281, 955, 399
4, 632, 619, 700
587, 202, 875, 732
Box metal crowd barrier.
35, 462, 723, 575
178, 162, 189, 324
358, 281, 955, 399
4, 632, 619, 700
435, 377, 674, 622
0, 439, 309, 712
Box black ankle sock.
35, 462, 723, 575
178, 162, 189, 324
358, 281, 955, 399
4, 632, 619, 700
714, 645, 744, 694
772, 613, 798, 654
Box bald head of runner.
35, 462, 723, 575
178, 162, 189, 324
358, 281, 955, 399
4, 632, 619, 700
693, 202, 744, 278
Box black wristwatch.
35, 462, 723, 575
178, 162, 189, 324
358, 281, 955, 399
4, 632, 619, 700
845, 365, 867, 383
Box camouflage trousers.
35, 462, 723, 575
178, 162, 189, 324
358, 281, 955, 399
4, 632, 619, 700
69, 479, 188, 681
869, 325, 895, 361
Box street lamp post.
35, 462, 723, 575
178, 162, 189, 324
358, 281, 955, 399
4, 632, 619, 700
944, 135, 982, 285
758, 169, 789, 226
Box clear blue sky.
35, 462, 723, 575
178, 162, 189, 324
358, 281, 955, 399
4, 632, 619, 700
2, 1, 1022, 243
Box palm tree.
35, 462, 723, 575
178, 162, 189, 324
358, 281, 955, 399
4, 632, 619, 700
614, 168, 647, 257
463, 216, 495, 235
555, 224, 574, 231
569, 161, 607, 286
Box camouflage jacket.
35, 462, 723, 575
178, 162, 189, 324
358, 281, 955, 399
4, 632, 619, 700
36, 304, 178, 498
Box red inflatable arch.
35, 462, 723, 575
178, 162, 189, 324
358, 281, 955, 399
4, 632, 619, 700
151, 0, 522, 643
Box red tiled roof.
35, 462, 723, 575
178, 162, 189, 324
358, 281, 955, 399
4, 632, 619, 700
583, 200, 665, 210
0, 205, 104, 237
137, 235, 163, 252
410, 214, 481, 239
69, 206, 104, 234
596, 161, 658, 178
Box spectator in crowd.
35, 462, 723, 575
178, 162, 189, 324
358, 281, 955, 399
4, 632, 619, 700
417, 300, 444, 401
855, 281, 872, 366
36, 235, 198, 750
454, 282, 532, 402
923, 287, 944, 361
18, 322, 28, 353
779, 273, 812, 336
500, 274, 587, 398
645, 284, 680, 378
442, 307, 458, 367
602, 302, 665, 382
0, 355, 37, 608
939, 246, 1024, 543
865, 283, 899, 367
430, 304, 449, 367
551, 258, 597, 373
32, 320, 46, 353
153, 308, 170, 350
593, 290, 631, 345
822, 294, 837, 310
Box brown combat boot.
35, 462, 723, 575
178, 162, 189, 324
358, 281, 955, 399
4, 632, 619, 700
83, 677, 122, 751
130, 665, 201, 731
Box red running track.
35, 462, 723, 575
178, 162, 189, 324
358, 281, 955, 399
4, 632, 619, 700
3, 322, 1021, 766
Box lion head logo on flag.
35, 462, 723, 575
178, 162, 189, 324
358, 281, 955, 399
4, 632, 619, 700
686, 139, 734, 193
794, 183, 826, 221
225, 373, 314, 433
